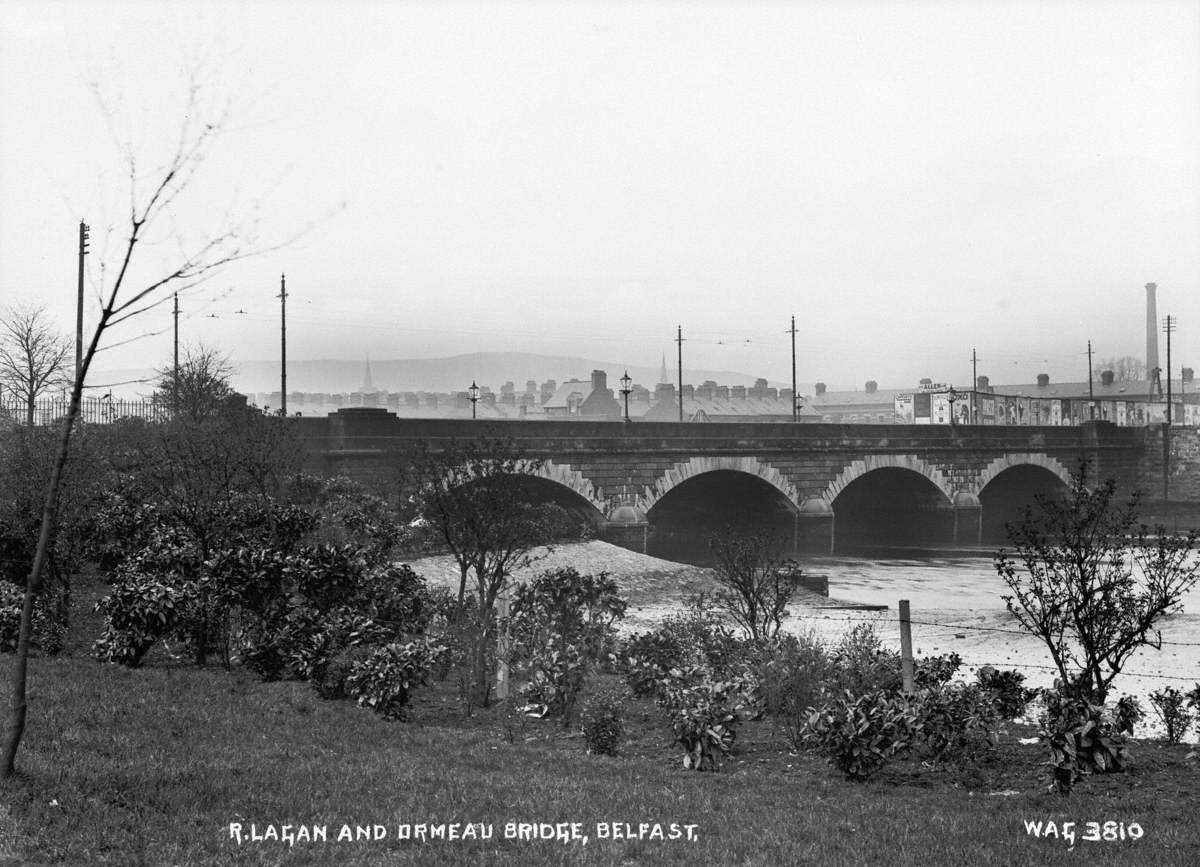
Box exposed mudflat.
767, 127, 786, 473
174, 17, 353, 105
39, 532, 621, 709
401, 540, 1200, 739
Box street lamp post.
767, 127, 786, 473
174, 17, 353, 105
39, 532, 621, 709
619, 371, 632, 422
468, 381, 480, 419
947, 387, 958, 426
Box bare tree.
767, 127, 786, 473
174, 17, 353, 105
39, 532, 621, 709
708, 528, 805, 640
151, 342, 234, 420
996, 461, 1200, 703
403, 438, 575, 708
0, 307, 72, 426
1, 75, 284, 778
1097, 356, 1148, 382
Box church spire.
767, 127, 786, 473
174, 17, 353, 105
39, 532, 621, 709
659, 353, 669, 386
361, 354, 374, 392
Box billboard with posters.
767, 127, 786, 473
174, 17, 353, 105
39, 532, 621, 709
913, 392, 931, 424
894, 394, 914, 423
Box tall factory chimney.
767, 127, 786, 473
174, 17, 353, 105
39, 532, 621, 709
1145, 282, 1160, 384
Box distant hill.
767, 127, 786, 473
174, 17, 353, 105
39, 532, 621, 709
91, 352, 777, 398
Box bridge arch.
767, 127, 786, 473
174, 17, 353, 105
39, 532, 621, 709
511, 459, 608, 516
637, 455, 800, 516
433, 458, 609, 527
821, 454, 956, 507
976, 453, 1072, 543
974, 453, 1072, 496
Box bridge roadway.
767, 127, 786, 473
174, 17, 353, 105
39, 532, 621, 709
296, 410, 1153, 553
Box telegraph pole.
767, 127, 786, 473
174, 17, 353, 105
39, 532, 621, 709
75, 221, 89, 383
971, 348, 978, 424
172, 292, 180, 417
279, 274, 288, 417
1163, 315, 1175, 424
676, 325, 684, 422
1087, 341, 1095, 420
790, 315, 798, 422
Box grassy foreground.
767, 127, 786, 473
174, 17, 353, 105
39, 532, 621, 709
0, 576, 1197, 866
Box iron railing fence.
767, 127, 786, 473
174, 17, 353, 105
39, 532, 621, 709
0, 397, 171, 426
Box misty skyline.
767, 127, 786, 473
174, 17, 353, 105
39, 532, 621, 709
2, 1, 1198, 393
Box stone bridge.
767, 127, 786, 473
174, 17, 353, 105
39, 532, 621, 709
295, 410, 1174, 554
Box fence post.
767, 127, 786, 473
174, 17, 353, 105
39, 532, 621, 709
495, 593, 511, 700
899, 599, 914, 693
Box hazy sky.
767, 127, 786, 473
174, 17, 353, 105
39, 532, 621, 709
2, 0, 1198, 393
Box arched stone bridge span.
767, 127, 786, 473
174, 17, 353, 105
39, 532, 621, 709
297, 410, 1150, 553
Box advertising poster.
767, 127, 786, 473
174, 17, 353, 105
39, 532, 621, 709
894, 394, 915, 423
982, 396, 996, 424
913, 392, 932, 424
932, 393, 950, 424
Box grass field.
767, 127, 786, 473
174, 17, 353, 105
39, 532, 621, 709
0, 580, 1197, 866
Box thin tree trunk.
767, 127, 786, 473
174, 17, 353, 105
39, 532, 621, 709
2, 378, 82, 777
2, 306, 110, 778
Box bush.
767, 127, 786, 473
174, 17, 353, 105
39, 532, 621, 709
1113, 695, 1144, 736
0, 581, 22, 652
1149, 687, 1193, 744
804, 690, 919, 781
92, 574, 195, 667
313, 644, 376, 700
830, 624, 903, 695
658, 667, 760, 771
751, 631, 834, 751
913, 652, 962, 689
345, 640, 447, 720
620, 595, 742, 700
913, 683, 998, 761
581, 688, 625, 756
519, 645, 586, 721
1039, 689, 1130, 793
508, 568, 627, 723
976, 665, 1037, 720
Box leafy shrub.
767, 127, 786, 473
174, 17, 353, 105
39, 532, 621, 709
508, 568, 627, 723
313, 644, 376, 700
0, 581, 23, 652
1039, 689, 1129, 793
619, 595, 741, 699
519, 645, 586, 720
1113, 695, 1144, 736
345, 640, 447, 720
976, 665, 1037, 720
751, 630, 834, 750
804, 689, 919, 781
31, 581, 70, 656
657, 667, 760, 771
581, 688, 625, 756
913, 683, 998, 761
93, 574, 195, 667
621, 630, 682, 698
830, 624, 903, 695
913, 652, 962, 688
1149, 687, 1193, 744
1187, 684, 1200, 721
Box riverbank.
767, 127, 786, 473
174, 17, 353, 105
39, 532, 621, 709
401, 540, 1200, 739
